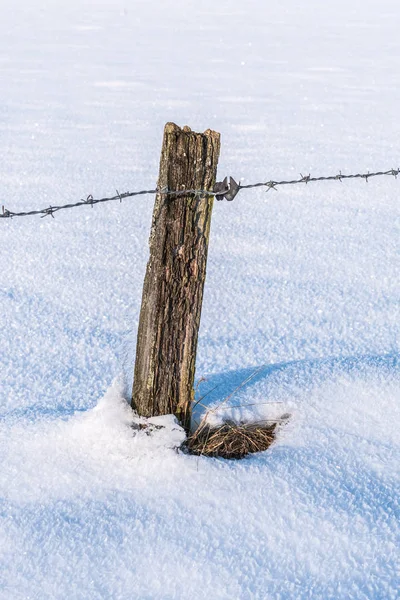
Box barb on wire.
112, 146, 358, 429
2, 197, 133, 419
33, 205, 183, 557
1, 167, 399, 219
239, 167, 400, 192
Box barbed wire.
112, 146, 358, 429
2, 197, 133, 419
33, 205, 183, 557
1, 167, 399, 219
240, 167, 400, 191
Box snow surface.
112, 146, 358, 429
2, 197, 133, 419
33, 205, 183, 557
1, 0, 399, 598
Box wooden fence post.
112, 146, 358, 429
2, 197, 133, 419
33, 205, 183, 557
131, 122, 221, 431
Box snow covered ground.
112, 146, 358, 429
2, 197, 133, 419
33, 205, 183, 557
1, 0, 399, 598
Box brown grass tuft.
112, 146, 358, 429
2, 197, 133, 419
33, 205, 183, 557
186, 419, 284, 459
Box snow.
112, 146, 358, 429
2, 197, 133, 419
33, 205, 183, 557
1, 0, 399, 598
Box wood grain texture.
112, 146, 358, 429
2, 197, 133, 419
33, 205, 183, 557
132, 123, 221, 430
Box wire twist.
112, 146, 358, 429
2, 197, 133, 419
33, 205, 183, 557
1, 168, 399, 219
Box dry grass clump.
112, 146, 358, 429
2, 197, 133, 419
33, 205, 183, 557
186, 418, 284, 459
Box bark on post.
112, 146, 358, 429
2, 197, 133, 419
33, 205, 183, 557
132, 123, 221, 431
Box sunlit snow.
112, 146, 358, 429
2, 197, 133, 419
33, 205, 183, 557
1, 1, 399, 599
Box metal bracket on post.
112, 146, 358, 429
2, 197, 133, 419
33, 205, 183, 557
214, 176, 240, 201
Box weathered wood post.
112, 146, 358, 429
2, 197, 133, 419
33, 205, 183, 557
132, 123, 221, 431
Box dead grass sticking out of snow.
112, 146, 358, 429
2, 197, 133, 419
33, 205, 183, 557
186, 418, 286, 459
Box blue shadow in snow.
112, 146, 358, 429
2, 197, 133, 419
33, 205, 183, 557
193, 351, 400, 423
